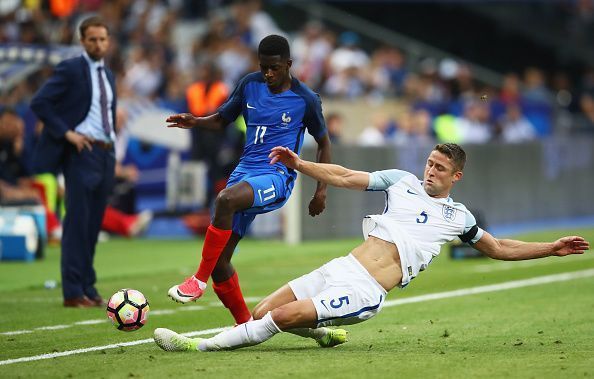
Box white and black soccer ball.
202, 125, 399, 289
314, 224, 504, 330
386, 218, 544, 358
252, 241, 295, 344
106, 289, 150, 331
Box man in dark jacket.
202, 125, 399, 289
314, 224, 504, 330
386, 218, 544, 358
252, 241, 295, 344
31, 16, 116, 308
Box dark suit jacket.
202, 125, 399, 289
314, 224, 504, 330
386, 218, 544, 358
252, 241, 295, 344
30, 56, 117, 174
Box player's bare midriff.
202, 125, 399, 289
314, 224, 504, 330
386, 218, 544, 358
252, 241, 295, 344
351, 236, 403, 292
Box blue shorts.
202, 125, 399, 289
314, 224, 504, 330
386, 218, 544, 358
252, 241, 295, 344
227, 168, 295, 237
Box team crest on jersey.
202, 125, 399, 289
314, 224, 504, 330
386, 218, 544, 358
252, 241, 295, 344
442, 205, 457, 222
281, 112, 291, 125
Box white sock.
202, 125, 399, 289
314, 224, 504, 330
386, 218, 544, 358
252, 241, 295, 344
191, 276, 207, 290
199, 311, 281, 351
287, 327, 328, 340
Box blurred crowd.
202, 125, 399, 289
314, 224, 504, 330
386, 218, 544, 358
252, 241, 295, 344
1, 0, 594, 157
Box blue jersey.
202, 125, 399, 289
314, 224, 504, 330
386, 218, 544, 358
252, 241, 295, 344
217, 72, 327, 178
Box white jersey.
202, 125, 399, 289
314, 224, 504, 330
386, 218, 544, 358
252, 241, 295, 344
362, 169, 484, 287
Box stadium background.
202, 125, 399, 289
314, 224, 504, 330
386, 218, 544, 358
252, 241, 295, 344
1, 0, 593, 241
1, 1, 594, 377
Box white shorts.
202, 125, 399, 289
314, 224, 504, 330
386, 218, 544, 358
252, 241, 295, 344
288, 254, 387, 328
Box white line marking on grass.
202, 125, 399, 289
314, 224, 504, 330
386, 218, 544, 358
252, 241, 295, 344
0, 327, 229, 367
151, 310, 176, 316
74, 320, 105, 326
179, 305, 206, 311
0, 304, 234, 336
0, 297, 63, 303
384, 268, 594, 307
1, 330, 32, 336
2, 268, 594, 367
36, 325, 70, 331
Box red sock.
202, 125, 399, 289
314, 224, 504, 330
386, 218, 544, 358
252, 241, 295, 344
213, 272, 252, 325
195, 225, 232, 283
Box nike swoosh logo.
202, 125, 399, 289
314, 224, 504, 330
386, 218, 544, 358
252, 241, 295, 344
407, 189, 417, 195
320, 299, 329, 311
247, 103, 256, 109
176, 289, 194, 298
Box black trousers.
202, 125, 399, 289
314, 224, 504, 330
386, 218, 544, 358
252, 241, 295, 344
60, 145, 115, 299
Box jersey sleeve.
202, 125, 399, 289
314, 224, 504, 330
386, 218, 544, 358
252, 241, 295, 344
458, 208, 485, 245
303, 92, 327, 139
217, 75, 248, 123
367, 169, 410, 191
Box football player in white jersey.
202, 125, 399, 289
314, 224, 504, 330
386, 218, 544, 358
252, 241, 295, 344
154, 143, 589, 352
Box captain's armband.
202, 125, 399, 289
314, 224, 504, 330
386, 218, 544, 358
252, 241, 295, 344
459, 225, 479, 244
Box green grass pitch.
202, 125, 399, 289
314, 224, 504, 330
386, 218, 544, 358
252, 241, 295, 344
1, 228, 593, 378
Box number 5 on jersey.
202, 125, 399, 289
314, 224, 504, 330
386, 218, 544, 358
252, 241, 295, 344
254, 125, 267, 144
416, 211, 428, 224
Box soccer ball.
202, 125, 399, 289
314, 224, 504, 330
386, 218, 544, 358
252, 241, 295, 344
106, 289, 150, 331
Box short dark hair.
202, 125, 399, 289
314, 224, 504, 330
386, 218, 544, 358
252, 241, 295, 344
79, 16, 109, 39
258, 35, 290, 59
434, 143, 466, 172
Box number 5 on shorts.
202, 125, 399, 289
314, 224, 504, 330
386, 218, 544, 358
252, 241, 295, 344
330, 296, 350, 309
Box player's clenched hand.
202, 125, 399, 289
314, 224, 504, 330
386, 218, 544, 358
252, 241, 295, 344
166, 113, 197, 129
308, 192, 326, 217
269, 146, 301, 169
552, 236, 589, 256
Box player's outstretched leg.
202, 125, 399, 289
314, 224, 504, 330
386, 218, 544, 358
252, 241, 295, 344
167, 276, 207, 303
154, 311, 281, 352
287, 328, 349, 348
154, 328, 203, 352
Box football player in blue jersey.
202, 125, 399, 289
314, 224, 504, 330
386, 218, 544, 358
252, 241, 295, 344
165, 35, 331, 325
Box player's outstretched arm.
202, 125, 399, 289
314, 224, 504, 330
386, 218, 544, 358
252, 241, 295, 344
269, 146, 370, 190
166, 112, 226, 130
473, 231, 589, 261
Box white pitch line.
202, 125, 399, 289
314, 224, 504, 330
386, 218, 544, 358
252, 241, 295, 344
0, 327, 229, 367
35, 325, 71, 331
74, 320, 105, 326
1, 268, 594, 367
0, 297, 63, 304
1, 330, 32, 336
0, 303, 230, 336
383, 268, 594, 307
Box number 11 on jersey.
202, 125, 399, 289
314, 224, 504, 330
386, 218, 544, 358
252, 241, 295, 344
254, 125, 267, 144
